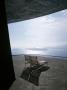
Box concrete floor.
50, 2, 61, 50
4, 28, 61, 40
9, 55, 67, 90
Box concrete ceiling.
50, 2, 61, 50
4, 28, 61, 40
5, 0, 67, 23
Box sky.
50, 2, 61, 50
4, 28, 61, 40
8, 9, 67, 50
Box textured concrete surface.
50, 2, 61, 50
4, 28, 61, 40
5, 0, 67, 23
9, 55, 67, 90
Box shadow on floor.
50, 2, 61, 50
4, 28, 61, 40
20, 65, 50, 86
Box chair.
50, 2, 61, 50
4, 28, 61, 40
24, 55, 48, 80
24, 55, 48, 68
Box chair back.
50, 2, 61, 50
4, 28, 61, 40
24, 55, 38, 65
24, 55, 31, 63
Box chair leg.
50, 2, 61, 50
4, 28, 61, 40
24, 62, 26, 70
28, 73, 31, 80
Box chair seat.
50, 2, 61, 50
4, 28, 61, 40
38, 60, 48, 65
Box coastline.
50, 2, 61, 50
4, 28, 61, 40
12, 54, 67, 60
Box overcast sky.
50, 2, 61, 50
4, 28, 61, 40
8, 9, 67, 49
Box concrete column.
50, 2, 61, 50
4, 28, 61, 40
0, 1, 15, 89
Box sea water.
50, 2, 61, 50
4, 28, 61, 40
12, 48, 67, 58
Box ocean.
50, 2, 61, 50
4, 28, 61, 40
11, 48, 67, 58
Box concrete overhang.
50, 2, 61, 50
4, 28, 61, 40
5, 0, 67, 23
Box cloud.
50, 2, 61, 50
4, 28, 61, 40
8, 9, 67, 49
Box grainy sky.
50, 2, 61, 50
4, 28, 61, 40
8, 9, 67, 49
